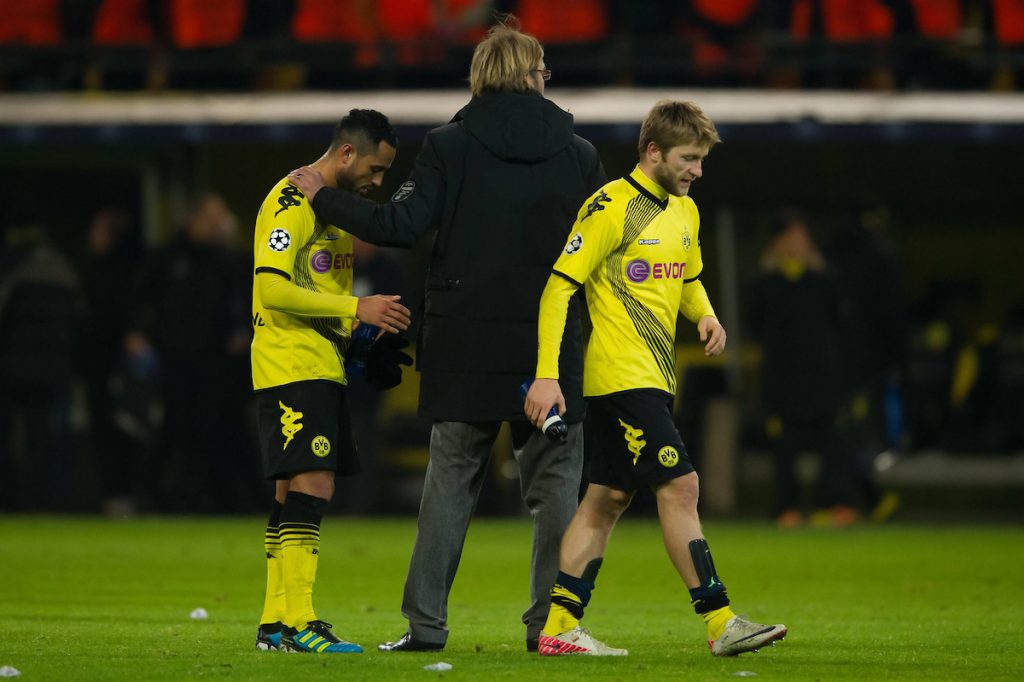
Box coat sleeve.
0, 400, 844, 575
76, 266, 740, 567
575, 135, 607, 193
309, 134, 447, 247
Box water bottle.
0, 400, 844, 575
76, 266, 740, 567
345, 323, 379, 378
519, 380, 568, 443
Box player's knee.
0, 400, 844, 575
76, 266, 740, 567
289, 471, 335, 502
657, 473, 699, 510
601, 487, 634, 518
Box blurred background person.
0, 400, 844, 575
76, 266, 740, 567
0, 222, 86, 511
746, 210, 854, 528
80, 206, 149, 516
127, 194, 258, 513
826, 202, 906, 523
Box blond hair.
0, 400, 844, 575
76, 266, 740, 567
638, 100, 721, 157
469, 15, 543, 97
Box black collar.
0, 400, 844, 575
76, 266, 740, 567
625, 174, 668, 211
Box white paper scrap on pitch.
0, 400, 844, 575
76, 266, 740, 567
0, 666, 21, 678
190, 607, 209, 620
423, 662, 452, 672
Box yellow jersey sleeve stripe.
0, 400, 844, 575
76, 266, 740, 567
552, 269, 583, 288
255, 266, 291, 280
536, 273, 580, 379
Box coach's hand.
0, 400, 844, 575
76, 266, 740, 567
524, 378, 565, 430
288, 166, 326, 201
698, 315, 727, 356
357, 295, 411, 333
366, 333, 414, 390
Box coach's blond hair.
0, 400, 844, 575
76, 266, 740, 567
638, 100, 721, 157
469, 15, 543, 97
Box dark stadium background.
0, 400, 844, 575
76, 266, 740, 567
1, 0, 1022, 521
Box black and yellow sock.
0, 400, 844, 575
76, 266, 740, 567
259, 500, 285, 626
280, 491, 328, 629
543, 559, 603, 636
687, 539, 734, 640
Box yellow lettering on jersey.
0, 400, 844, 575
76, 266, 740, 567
618, 418, 647, 465
279, 401, 304, 450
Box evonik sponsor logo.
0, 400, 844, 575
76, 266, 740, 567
311, 249, 354, 273
625, 259, 687, 283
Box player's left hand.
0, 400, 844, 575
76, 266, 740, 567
698, 315, 727, 356
365, 333, 414, 390
288, 166, 326, 201
524, 378, 565, 430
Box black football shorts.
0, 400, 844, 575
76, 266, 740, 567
256, 379, 358, 480
585, 389, 694, 491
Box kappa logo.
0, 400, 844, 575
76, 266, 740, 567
268, 228, 291, 252
682, 231, 692, 251
638, 238, 660, 245
618, 418, 647, 465
565, 232, 583, 255
275, 185, 303, 216
581, 190, 611, 222
279, 401, 303, 450
392, 180, 416, 202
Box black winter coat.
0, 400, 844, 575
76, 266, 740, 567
310, 90, 606, 422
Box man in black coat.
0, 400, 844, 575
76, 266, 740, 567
288, 17, 605, 653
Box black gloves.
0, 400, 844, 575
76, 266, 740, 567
365, 333, 414, 390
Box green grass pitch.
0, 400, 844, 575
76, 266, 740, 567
1, 517, 1021, 681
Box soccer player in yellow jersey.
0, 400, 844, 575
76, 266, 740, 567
525, 101, 787, 657
251, 110, 412, 654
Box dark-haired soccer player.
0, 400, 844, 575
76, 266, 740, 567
525, 100, 786, 657
251, 109, 412, 653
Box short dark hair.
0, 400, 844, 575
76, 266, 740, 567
329, 109, 398, 153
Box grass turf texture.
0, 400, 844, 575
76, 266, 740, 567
1, 518, 1021, 681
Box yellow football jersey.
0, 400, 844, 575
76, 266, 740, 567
251, 177, 357, 390
538, 166, 715, 397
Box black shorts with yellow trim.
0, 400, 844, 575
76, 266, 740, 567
256, 379, 359, 480
585, 388, 694, 491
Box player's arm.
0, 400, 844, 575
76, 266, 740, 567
678, 203, 725, 356
258, 274, 410, 332
288, 135, 445, 247
525, 190, 620, 428
525, 273, 579, 428
679, 277, 725, 357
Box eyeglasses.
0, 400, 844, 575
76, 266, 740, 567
532, 69, 552, 81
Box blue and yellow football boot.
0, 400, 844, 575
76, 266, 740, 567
282, 620, 363, 653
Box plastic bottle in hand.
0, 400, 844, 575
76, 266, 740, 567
519, 380, 568, 443
345, 323, 379, 378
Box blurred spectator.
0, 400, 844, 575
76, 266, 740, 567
747, 211, 855, 527
826, 203, 906, 521
994, 303, 1024, 449
80, 207, 150, 516
0, 222, 86, 511
129, 194, 257, 512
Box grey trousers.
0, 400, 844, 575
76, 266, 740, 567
400, 419, 583, 645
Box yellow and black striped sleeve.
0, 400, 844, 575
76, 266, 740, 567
536, 192, 622, 378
